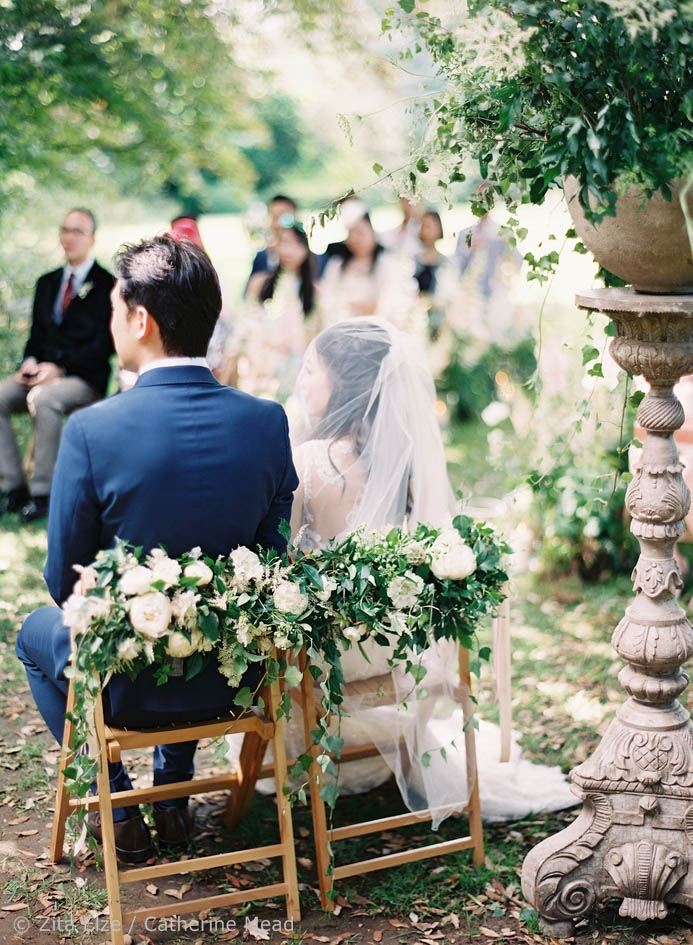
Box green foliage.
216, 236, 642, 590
437, 334, 537, 420
0, 0, 255, 206
388, 0, 691, 264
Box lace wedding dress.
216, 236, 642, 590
229, 319, 577, 823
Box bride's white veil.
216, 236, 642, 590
288, 317, 455, 533
288, 319, 472, 827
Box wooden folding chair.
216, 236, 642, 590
226, 646, 483, 910
51, 654, 300, 945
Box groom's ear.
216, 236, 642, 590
133, 307, 157, 342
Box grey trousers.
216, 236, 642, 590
0, 376, 98, 495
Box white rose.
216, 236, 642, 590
128, 592, 172, 640
117, 637, 141, 662
148, 554, 182, 589
431, 542, 477, 581
343, 624, 367, 643
184, 561, 214, 586
170, 589, 199, 629
315, 576, 338, 603
387, 572, 425, 610
165, 628, 204, 659
119, 565, 155, 596
273, 580, 308, 615
229, 547, 264, 591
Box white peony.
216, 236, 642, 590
119, 565, 155, 597
343, 624, 367, 643
129, 592, 172, 640
117, 637, 141, 663
315, 576, 338, 602
184, 561, 214, 586
387, 571, 425, 610
170, 589, 199, 628
229, 547, 264, 591
273, 580, 308, 615
147, 552, 182, 589
430, 531, 477, 581
165, 628, 203, 659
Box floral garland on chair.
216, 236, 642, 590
62, 515, 508, 813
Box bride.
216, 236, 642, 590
230, 318, 577, 823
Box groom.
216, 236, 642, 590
16, 235, 298, 863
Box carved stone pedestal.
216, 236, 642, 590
522, 289, 693, 936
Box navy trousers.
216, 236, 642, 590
16, 606, 257, 822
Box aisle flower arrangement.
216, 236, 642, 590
63, 515, 508, 807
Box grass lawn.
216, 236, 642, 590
0, 420, 690, 944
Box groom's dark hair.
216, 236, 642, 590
115, 235, 221, 356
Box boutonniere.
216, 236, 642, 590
77, 281, 93, 300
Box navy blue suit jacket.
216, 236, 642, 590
44, 365, 298, 724
46, 365, 298, 606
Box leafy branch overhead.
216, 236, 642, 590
385, 0, 691, 251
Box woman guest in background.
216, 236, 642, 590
319, 199, 420, 337
414, 209, 458, 341
226, 219, 319, 400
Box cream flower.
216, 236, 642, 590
430, 530, 477, 581
184, 561, 214, 586
147, 551, 182, 589
273, 629, 293, 650
229, 547, 264, 591
165, 628, 204, 659
388, 611, 408, 636
129, 592, 171, 640
119, 565, 155, 596
343, 624, 367, 643
405, 541, 428, 566
387, 572, 424, 610
117, 637, 141, 662
235, 613, 252, 647
73, 564, 99, 593
171, 589, 199, 628
273, 580, 308, 615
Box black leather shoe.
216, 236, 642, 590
154, 807, 193, 849
0, 486, 29, 515
87, 812, 154, 865
20, 495, 49, 523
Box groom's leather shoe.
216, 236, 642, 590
87, 812, 154, 864
0, 486, 29, 516
154, 807, 193, 849
20, 495, 49, 523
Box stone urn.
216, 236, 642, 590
564, 176, 693, 294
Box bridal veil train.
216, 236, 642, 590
229, 318, 577, 824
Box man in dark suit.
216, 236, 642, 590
16, 235, 298, 863
0, 208, 115, 522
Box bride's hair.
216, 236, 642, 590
311, 322, 390, 487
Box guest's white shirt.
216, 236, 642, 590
53, 257, 95, 321
138, 357, 209, 376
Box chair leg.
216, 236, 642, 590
50, 678, 76, 864
93, 691, 126, 945
223, 728, 269, 829
267, 666, 301, 922
459, 647, 484, 866
299, 652, 333, 911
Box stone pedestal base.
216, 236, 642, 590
522, 290, 693, 933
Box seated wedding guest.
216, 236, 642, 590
0, 208, 114, 523
319, 199, 421, 336
379, 196, 423, 257
16, 235, 297, 863
244, 194, 298, 292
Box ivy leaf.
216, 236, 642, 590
372, 162, 383, 175
284, 664, 303, 688
233, 686, 254, 709
184, 651, 205, 681
398, 0, 415, 12
581, 345, 600, 365
587, 362, 604, 378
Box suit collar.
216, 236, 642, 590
134, 365, 220, 388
